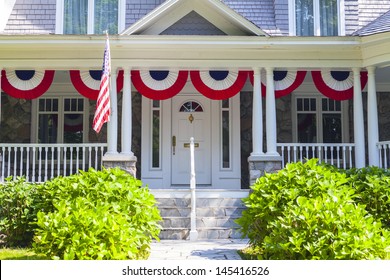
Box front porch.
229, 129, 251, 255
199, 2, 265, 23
2, 141, 390, 184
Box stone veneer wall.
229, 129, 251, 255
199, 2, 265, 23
240, 91, 293, 189
0, 93, 31, 143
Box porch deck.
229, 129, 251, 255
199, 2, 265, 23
1, 141, 389, 183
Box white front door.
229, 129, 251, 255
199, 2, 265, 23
171, 95, 211, 185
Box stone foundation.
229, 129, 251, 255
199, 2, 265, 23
248, 155, 282, 186
102, 154, 138, 178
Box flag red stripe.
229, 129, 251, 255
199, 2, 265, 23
93, 35, 111, 133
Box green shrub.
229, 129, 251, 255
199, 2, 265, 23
237, 159, 390, 260
0, 177, 40, 247
347, 167, 390, 228
33, 168, 161, 260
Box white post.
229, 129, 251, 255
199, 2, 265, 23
353, 68, 366, 168
189, 137, 198, 241
106, 69, 118, 155
251, 68, 264, 156
367, 66, 379, 166
265, 67, 279, 156
121, 68, 133, 156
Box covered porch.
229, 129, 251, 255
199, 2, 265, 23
0, 33, 390, 186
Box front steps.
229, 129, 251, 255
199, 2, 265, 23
151, 189, 249, 240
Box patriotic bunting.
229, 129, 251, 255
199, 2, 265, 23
190, 70, 248, 100
1, 69, 55, 99
311, 70, 368, 101
70, 69, 123, 100
131, 70, 188, 100
249, 70, 307, 98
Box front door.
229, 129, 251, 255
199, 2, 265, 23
171, 95, 211, 185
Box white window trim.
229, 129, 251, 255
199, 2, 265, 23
288, 0, 345, 36
292, 93, 349, 143
55, 0, 126, 34
32, 95, 89, 144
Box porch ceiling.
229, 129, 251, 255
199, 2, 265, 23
0, 33, 388, 70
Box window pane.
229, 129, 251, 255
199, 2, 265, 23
222, 111, 230, 168
320, 0, 338, 36
64, 0, 87, 34
152, 110, 160, 168
95, 0, 118, 34
38, 114, 58, 143
296, 0, 314, 36
297, 113, 317, 143
323, 113, 342, 143
63, 114, 83, 143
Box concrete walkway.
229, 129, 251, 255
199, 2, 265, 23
149, 239, 249, 260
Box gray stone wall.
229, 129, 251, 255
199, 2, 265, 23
0, 93, 31, 143
4, 0, 56, 34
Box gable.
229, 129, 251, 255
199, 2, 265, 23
160, 11, 226, 35
121, 0, 267, 36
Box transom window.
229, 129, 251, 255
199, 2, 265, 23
179, 101, 204, 112
56, 0, 125, 34
289, 0, 344, 36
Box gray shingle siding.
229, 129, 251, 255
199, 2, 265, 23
274, 0, 289, 35
345, 0, 360, 35
125, 0, 164, 28
4, 0, 56, 34
358, 0, 390, 30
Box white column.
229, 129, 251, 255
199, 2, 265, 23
353, 68, 365, 168
106, 69, 118, 154
121, 68, 133, 156
367, 66, 379, 166
265, 67, 279, 156
251, 68, 264, 156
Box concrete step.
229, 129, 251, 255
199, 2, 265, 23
152, 189, 249, 240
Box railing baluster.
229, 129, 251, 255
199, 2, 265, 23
342, 146, 346, 169
50, 147, 54, 179
44, 147, 48, 182
26, 147, 30, 182
94, 147, 98, 169
13, 147, 17, 179
378, 144, 383, 168
38, 147, 42, 183
70, 147, 73, 175
76, 146, 80, 173
385, 144, 389, 169
0, 147, 4, 182
57, 147, 61, 177
32, 147, 36, 182
63, 147, 67, 177
88, 147, 92, 168
19, 146, 24, 178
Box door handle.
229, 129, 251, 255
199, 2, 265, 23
172, 135, 176, 155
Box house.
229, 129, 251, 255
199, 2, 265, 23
1, 0, 390, 239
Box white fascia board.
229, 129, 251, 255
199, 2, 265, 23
120, 0, 181, 35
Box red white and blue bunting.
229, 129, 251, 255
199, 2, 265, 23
1, 70, 55, 99
249, 70, 307, 98
190, 70, 248, 100
311, 70, 368, 101
69, 70, 124, 100
131, 70, 188, 100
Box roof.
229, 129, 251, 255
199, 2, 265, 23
121, 0, 268, 36
353, 9, 390, 36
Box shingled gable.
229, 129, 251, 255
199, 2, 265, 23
353, 9, 390, 36
120, 0, 268, 36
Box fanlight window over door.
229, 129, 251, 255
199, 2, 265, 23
179, 101, 204, 112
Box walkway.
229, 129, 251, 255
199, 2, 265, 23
149, 239, 249, 260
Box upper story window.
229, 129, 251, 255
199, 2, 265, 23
56, 0, 125, 34
289, 0, 345, 36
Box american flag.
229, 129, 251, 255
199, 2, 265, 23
93, 34, 111, 133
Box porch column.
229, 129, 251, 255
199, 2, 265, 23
367, 66, 379, 166
353, 68, 366, 168
106, 69, 118, 155
121, 67, 134, 156
265, 67, 279, 156
251, 67, 264, 156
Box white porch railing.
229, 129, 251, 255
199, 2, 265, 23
0, 143, 107, 183
377, 141, 390, 169
277, 143, 356, 169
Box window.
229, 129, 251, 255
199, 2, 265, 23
294, 96, 347, 143
151, 100, 161, 169
56, 0, 125, 34
36, 97, 87, 144
289, 0, 344, 36
221, 99, 231, 169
